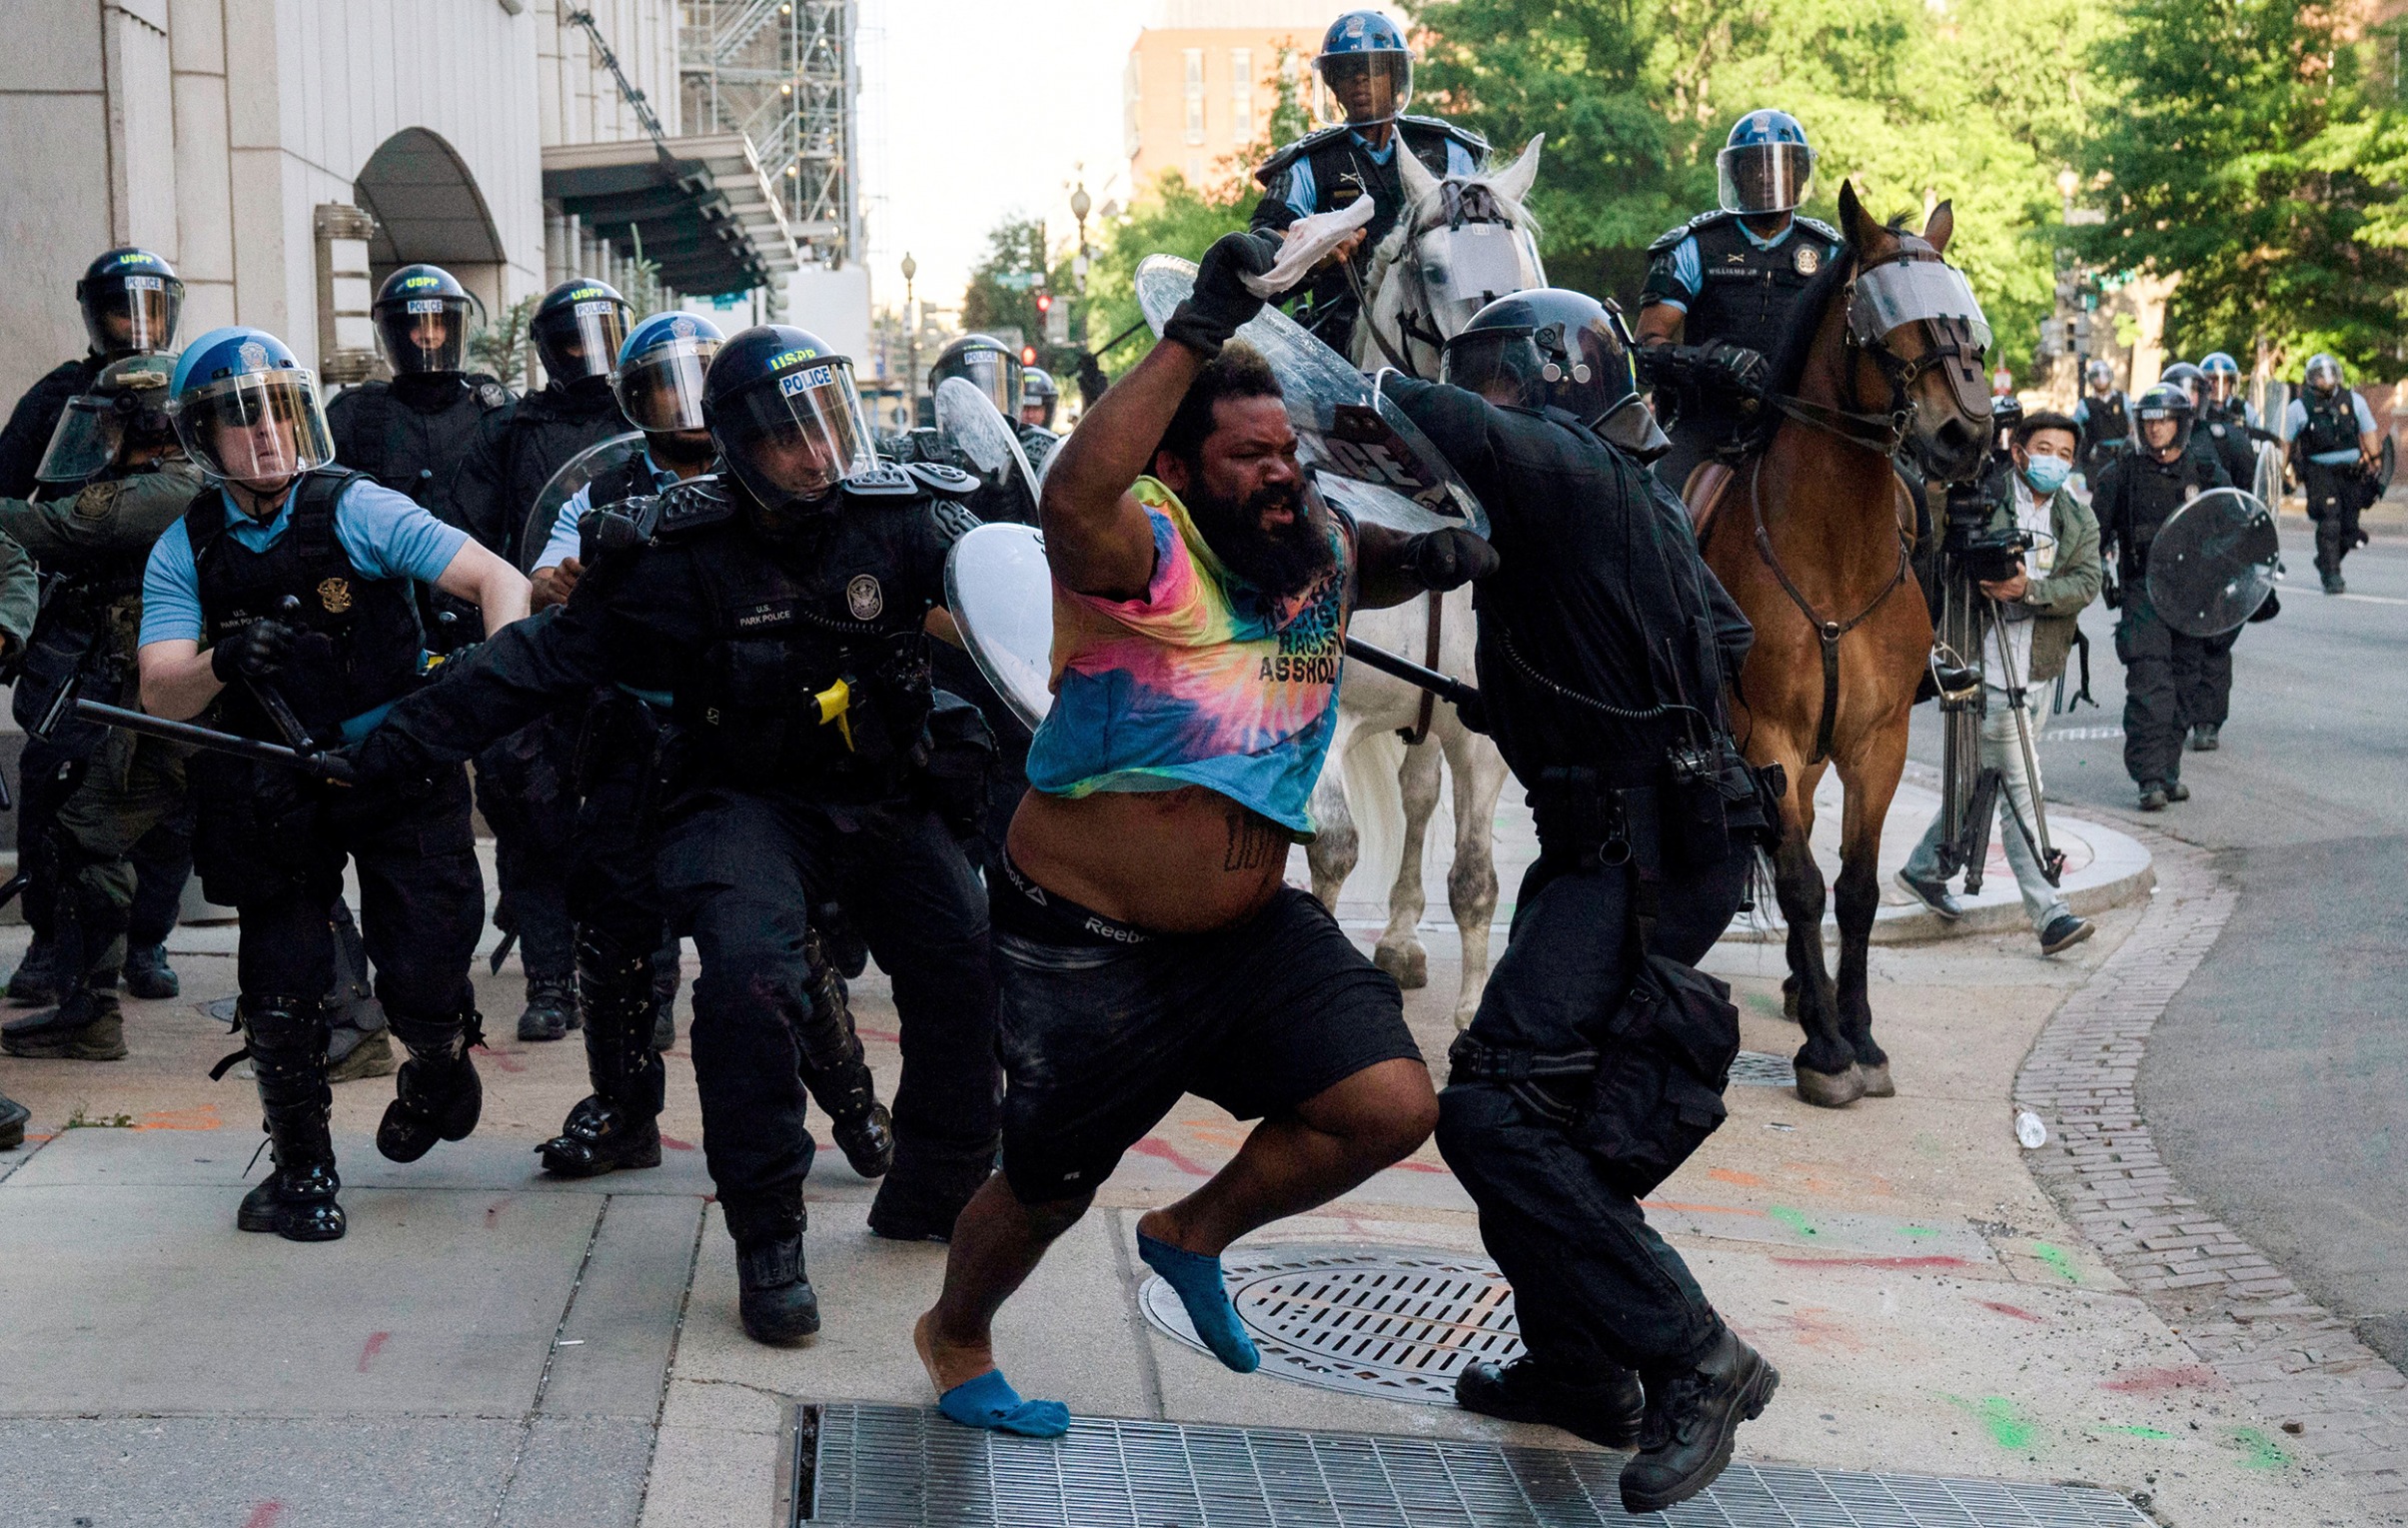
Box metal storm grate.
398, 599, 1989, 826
789, 1402, 2153, 1528
1731, 1049, 1801, 1086
1141, 1243, 1522, 1402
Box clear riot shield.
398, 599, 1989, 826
1134, 255, 1488, 539
520, 431, 646, 574
2145, 486, 2281, 638
935, 376, 1040, 509
944, 522, 1056, 732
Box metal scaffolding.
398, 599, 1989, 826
680, 0, 858, 267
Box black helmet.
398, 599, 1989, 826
2133, 382, 2194, 456
928, 335, 1022, 421
2303, 354, 2343, 395
372, 264, 475, 378
1440, 289, 1668, 461
531, 278, 631, 387
76, 248, 184, 357
2157, 361, 2205, 408
36, 353, 180, 486
1020, 366, 1060, 427
700, 325, 874, 523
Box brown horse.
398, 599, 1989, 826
1685, 182, 1991, 1106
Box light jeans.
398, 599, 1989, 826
1904, 696, 2069, 934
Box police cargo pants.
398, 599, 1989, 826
2115, 592, 2227, 785
2303, 462, 2365, 579
52, 736, 193, 995
474, 717, 580, 983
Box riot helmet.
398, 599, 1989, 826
75, 248, 184, 357
1020, 366, 1060, 429
2303, 354, 2343, 397
613, 312, 725, 434
1311, 11, 1414, 129
929, 336, 1022, 422
1440, 289, 1668, 462
531, 278, 632, 387
2158, 361, 2204, 407
169, 327, 335, 487
36, 353, 181, 486
2198, 352, 2241, 406
372, 264, 475, 378
2132, 382, 2193, 459
700, 325, 874, 524
2085, 358, 2115, 393
1718, 110, 1814, 217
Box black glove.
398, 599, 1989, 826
210, 618, 296, 684
1701, 340, 1771, 398
2249, 589, 2280, 623
1164, 231, 1282, 357
1403, 528, 1500, 591
341, 727, 441, 798
2101, 571, 2122, 609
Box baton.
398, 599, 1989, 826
1344, 637, 1482, 711
72, 699, 355, 782
0, 872, 25, 911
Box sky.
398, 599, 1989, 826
854, 0, 1155, 316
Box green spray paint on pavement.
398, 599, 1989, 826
2230, 1427, 2288, 1470
2101, 1423, 2176, 1441
1767, 1206, 1818, 1238
1944, 1394, 2037, 1450
2032, 1242, 2081, 1284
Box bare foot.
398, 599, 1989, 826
1134, 1206, 1205, 1254
914, 1310, 996, 1395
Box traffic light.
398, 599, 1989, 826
1035, 292, 1053, 316
1020, 345, 1039, 366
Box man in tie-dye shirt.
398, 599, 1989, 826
914, 231, 1496, 1437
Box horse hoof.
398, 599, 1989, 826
1374, 942, 1429, 990
1856, 1062, 1895, 1097
1795, 1065, 1865, 1109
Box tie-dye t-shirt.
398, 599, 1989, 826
1025, 477, 1353, 836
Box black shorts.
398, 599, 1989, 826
990, 854, 1418, 1203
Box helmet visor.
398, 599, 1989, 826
1414, 224, 1547, 336
35, 398, 125, 485
937, 349, 1019, 419
1442, 313, 1637, 431
614, 334, 721, 433
84, 273, 182, 356
172, 370, 333, 484
711, 360, 874, 508
1716, 142, 1814, 215
535, 299, 629, 385
2305, 357, 2341, 393
374, 294, 473, 376
1849, 257, 1992, 357
1311, 51, 1413, 128
2204, 371, 2236, 404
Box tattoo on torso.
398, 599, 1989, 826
1223, 806, 1283, 872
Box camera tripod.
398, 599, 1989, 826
1929, 559, 2064, 893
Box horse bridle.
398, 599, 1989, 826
1352, 180, 1517, 378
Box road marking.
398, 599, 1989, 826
2338, 592, 2408, 606
2042, 725, 2124, 741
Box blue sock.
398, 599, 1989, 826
936, 1368, 1070, 1438
1139, 1231, 1259, 1373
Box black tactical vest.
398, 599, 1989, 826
2108, 451, 2213, 583
2199, 401, 2255, 486
2082, 391, 2129, 448
185, 469, 426, 743
2298, 393, 2359, 458
325, 374, 508, 515
1253, 116, 1489, 335
1658, 213, 1840, 358
493, 382, 626, 562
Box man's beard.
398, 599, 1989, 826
1186, 476, 1332, 600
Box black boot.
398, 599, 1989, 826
378, 1010, 484, 1162
1619, 1328, 1780, 1515
726, 1195, 819, 1345
795, 928, 894, 1178
867, 1149, 993, 1242
0, 1090, 27, 1150
7, 933, 60, 1006
233, 994, 346, 1242
121, 943, 180, 1000
517, 971, 578, 1042
539, 933, 665, 1178
2, 987, 127, 1060
1456, 1356, 1646, 1449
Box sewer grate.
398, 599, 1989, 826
1140, 1243, 1521, 1402
791, 1402, 2152, 1527
1732, 1049, 1801, 1086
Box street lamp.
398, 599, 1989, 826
2056, 168, 2079, 222
901, 251, 918, 431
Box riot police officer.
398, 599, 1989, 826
0, 249, 184, 499
1636, 111, 1843, 493
450, 278, 634, 1041
0, 528, 32, 1150
2286, 354, 2382, 595
0, 356, 201, 1064
2091, 383, 2233, 808
2194, 353, 2261, 501
1383, 290, 1778, 1515
1248, 11, 1488, 345
135, 327, 532, 1241
2073, 358, 2130, 483
1019, 367, 1061, 433
351, 326, 1000, 1342
896, 335, 1060, 489
327, 265, 512, 534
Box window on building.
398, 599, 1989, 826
1124, 54, 1143, 160
1229, 49, 1252, 144
1183, 48, 1206, 144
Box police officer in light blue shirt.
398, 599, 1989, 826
135, 326, 529, 1244
2283, 354, 2382, 593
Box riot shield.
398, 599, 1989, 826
2145, 486, 2280, 638
1134, 255, 1488, 538
935, 377, 1040, 508
520, 431, 645, 574
2376, 434, 2397, 495
944, 522, 1056, 733
2251, 441, 2283, 511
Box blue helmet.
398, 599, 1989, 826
1718, 109, 1814, 216
2198, 351, 2241, 405
77, 247, 184, 356
168, 327, 334, 485
1312, 11, 1414, 129
612, 311, 726, 434
700, 325, 873, 520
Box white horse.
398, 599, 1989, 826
1307, 137, 1545, 1027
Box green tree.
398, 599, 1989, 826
961, 215, 1052, 344
469, 295, 538, 390
1079, 174, 1255, 381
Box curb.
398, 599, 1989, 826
2014, 829, 2408, 1523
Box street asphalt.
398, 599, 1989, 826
1911, 514, 2408, 1372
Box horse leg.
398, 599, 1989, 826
1831, 728, 1908, 1097
1442, 727, 1508, 1029
1773, 764, 1862, 1107
1306, 736, 1361, 916
1372, 740, 1442, 990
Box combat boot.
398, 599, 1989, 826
2137, 781, 2169, 811
2, 988, 127, 1061
0, 1090, 28, 1150
233, 994, 346, 1242
378, 1010, 484, 1162
726, 1195, 820, 1345
1620, 1328, 1780, 1515
121, 944, 180, 1000
1456, 1356, 1645, 1448
795, 929, 894, 1179
326, 1016, 398, 1083
868, 1150, 993, 1242
540, 933, 665, 1178
517, 971, 579, 1042
2188, 723, 2221, 753
7, 934, 60, 1006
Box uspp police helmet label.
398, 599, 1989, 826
845, 574, 883, 620
779, 363, 837, 397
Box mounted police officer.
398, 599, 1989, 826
351, 325, 1002, 1343
451, 278, 634, 1041
2286, 354, 2382, 596
1382, 290, 1779, 1516
135, 327, 532, 1242
1247, 11, 1488, 345
1636, 111, 1843, 494
2090, 383, 2233, 808
0, 356, 201, 1065
0, 249, 184, 499
2073, 358, 2130, 484
326, 265, 512, 540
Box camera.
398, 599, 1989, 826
1940, 494, 2035, 585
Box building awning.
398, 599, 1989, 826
541, 133, 799, 297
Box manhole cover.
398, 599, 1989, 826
1140, 1242, 1520, 1402
1731, 1049, 1799, 1086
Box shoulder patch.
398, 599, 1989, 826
1400, 115, 1490, 158
839, 462, 920, 502
1255, 124, 1354, 185
901, 460, 979, 499
475, 381, 510, 411
652, 478, 736, 536
1796, 214, 1841, 248
1647, 210, 1727, 257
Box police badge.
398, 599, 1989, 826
845, 574, 883, 621
1794, 244, 1821, 276
318, 577, 354, 614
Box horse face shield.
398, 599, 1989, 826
1413, 223, 1546, 338
1850, 256, 1992, 443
